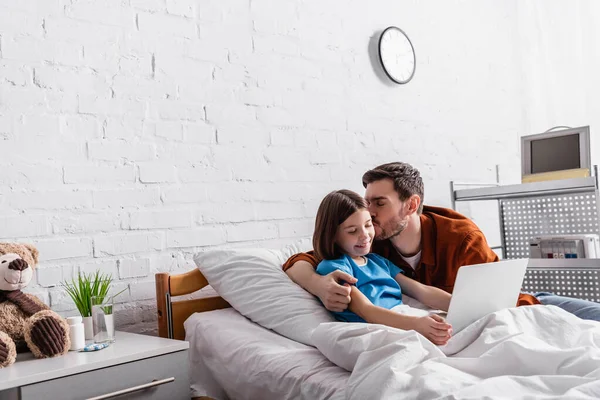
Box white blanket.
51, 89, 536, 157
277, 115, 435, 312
312, 305, 600, 399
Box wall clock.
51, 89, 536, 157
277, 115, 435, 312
378, 26, 416, 84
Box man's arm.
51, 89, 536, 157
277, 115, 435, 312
457, 231, 499, 268
285, 258, 357, 312
442, 231, 500, 293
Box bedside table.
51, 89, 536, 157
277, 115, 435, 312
0, 332, 190, 400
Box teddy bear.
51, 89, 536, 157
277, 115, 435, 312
0, 242, 70, 368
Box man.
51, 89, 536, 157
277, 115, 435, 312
284, 162, 600, 321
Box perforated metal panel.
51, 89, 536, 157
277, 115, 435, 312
453, 180, 600, 303
522, 268, 600, 302
501, 193, 600, 259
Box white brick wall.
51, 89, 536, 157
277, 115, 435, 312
33, 237, 94, 260
118, 258, 151, 279
1, 0, 598, 335
94, 232, 164, 257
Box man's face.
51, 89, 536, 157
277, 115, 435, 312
365, 179, 408, 240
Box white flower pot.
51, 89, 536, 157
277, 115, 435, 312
83, 316, 94, 340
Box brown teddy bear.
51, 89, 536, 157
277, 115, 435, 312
0, 242, 70, 368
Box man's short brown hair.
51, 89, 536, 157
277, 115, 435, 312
362, 162, 424, 214
313, 189, 368, 261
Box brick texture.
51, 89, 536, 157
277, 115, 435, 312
2, 0, 595, 335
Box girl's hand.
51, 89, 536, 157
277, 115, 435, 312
414, 314, 452, 345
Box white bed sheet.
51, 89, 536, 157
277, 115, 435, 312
313, 305, 600, 399
185, 308, 349, 400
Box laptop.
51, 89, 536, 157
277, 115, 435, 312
443, 259, 529, 333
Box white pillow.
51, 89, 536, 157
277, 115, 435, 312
193, 240, 335, 346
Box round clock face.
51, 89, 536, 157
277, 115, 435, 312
378, 27, 416, 84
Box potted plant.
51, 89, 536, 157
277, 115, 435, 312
62, 271, 126, 340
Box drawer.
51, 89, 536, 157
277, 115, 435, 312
20, 350, 189, 400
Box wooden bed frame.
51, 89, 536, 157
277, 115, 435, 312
155, 269, 231, 340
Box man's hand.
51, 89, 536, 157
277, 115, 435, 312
312, 270, 357, 312
414, 314, 452, 345
284, 260, 357, 312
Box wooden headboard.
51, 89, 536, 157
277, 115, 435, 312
155, 269, 231, 340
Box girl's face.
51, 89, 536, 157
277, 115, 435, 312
335, 209, 375, 258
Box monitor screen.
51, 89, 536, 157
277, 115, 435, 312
530, 134, 580, 174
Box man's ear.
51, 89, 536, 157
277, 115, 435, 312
406, 194, 421, 214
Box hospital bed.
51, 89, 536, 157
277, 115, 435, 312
155, 267, 349, 399
155, 257, 600, 400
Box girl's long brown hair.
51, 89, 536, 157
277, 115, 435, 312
313, 189, 368, 261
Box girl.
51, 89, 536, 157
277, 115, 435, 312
314, 189, 452, 345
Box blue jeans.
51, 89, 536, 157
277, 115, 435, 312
534, 292, 600, 322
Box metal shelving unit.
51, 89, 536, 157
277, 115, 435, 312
453, 177, 597, 203
524, 259, 600, 302
451, 174, 600, 302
